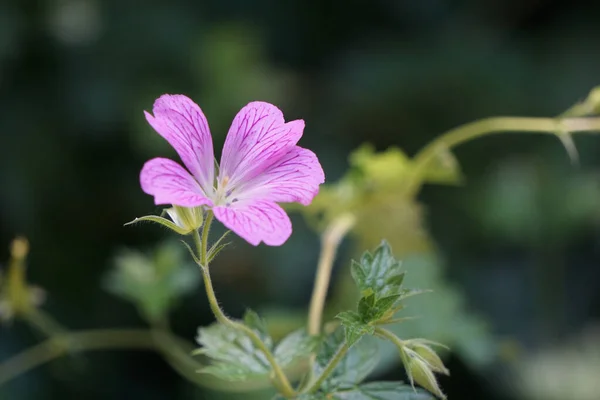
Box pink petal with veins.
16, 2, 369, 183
219, 102, 304, 187
140, 158, 213, 207
213, 200, 292, 246
145, 95, 215, 191
234, 146, 325, 205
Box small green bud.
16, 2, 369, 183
407, 354, 446, 399
166, 206, 204, 234
406, 341, 450, 375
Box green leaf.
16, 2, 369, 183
103, 241, 200, 322
195, 311, 316, 383
195, 320, 272, 381
350, 242, 423, 325
351, 241, 404, 298
274, 329, 320, 367
274, 394, 326, 400
244, 309, 270, 342
314, 328, 379, 391
336, 310, 374, 346
332, 381, 435, 399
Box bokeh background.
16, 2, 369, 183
1, 0, 600, 399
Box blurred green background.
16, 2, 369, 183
1, 0, 600, 399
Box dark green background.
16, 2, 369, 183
1, 0, 600, 399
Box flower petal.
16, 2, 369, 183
219, 102, 304, 187
213, 200, 292, 246
145, 94, 215, 191
234, 146, 325, 205
140, 158, 213, 207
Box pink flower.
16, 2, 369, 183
140, 95, 325, 246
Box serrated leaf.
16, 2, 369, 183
385, 273, 405, 287
314, 328, 379, 391
336, 311, 374, 346
195, 321, 272, 381
332, 381, 435, 399
398, 288, 431, 301
352, 241, 404, 298
357, 295, 375, 319
274, 329, 320, 367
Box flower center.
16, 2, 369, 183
213, 175, 238, 206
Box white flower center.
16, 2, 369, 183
213, 175, 238, 206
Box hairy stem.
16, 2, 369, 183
305, 341, 350, 394
375, 327, 404, 348
307, 214, 356, 336
405, 116, 600, 196
194, 212, 296, 398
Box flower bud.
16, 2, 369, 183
406, 341, 449, 375
166, 206, 204, 234
408, 355, 446, 399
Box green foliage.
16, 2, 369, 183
297, 144, 462, 243
313, 328, 380, 393
308, 328, 434, 399
337, 242, 426, 345
331, 243, 449, 399
350, 241, 405, 297
196, 310, 318, 382
103, 241, 200, 322
335, 311, 374, 346
332, 382, 435, 399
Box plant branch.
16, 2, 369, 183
0, 329, 156, 386
193, 212, 297, 398
374, 327, 404, 348
308, 214, 356, 336
405, 116, 600, 196
305, 340, 350, 394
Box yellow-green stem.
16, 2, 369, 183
305, 341, 350, 394
24, 308, 69, 338
405, 116, 600, 197
307, 214, 356, 336
194, 212, 296, 398
375, 327, 404, 348
0, 329, 156, 386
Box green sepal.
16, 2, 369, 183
125, 215, 191, 235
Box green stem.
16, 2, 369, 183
405, 116, 600, 197
194, 212, 296, 398
23, 308, 69, 338
307, 214, 356, 336
0, 329, 156, 386
375, 327, 404, 348
305, 341, 350, 394
199, 211, 214, 267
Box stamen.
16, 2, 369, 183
221, 175, 230, 188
